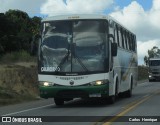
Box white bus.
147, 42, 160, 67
148, 58, 160, 82
38, 14, 138, 105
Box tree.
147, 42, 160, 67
0, 10, 41, 55
0, 13, 15, 53
5, 10, 33, 52
144, 46, 160, 65
31, 16, 41, 36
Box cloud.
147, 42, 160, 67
109, 0, 160, 65
149, 0, 160, 30
0, 0, 45, 16
110, 0, 160, 41
152, 0, 160, 10
40, 0, 114, 16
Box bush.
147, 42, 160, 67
138, 65, 148, 80
0, 50, 36, 63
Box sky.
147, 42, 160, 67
0, 0, 160, 65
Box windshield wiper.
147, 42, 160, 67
72, 43, 89, 72
74, 55, 89, 72
55, 49, 70, 72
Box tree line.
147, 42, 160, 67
0, 9, 41, 56
144, 46, 160, 65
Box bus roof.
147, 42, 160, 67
149, 58, 160, 61
42, 14, 108, 22
42, 14, 135, 35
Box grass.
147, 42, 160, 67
0, 50, 36, 63
0, 96, 39, 106
0, 86, 39, 106
138, 65, 148, 81
0, 51, 38, 106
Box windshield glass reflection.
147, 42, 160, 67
39, 20, 108, 74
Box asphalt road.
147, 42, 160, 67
0, 80, 160, 125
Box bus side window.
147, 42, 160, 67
132, 35, 135, 51
133, 35, 136, 52
114, 24, 119, 46
134, 35, 137, 52
128, 33, 131, 50
118, 27, 122, 48
129, 34, 132, 51
131, 34, 134, 51
116, 25, 120, 46
109, 22, 114, 43
125, 31, 129, 50
121, 28, 125, 49
122, 29, 127, 49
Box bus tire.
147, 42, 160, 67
108, 81, 118, 104
125, 78, 133, 98
149, 79, 152, 82
54, 98, 64, 106
108, 95, 115, 104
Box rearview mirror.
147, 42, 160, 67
108, 34, 114, 40
111, 43, 117, 56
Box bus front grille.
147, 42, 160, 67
152, 72, 160, 74
56, 90, 88, 98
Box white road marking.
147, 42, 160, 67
138, 81, 150, 86
143, 94, 150, 98
2, 104, 54, 116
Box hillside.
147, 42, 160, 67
0, 62, 39, 106
138, 65, 148, 81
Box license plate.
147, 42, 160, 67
153, 74, 160, 76
89, 93, 101, 97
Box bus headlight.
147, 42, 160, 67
149, 73, 152, 78
90, 80, 109, 86
39, 81, 54, 86
96, 80, 103, 85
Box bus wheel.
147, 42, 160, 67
108, 83, 118, 104
108, 95, 115, 104
149, 79, 151, 82
54, 98, 64, 106
125, 81, 133, 98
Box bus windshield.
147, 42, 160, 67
149, 60, 160, 66
39, 20, 108, 74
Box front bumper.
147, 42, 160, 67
149, 74, 160, 80
39, 84, 109, 99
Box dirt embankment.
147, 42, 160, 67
0, 63, 38, 106
138, 65, 148, 81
